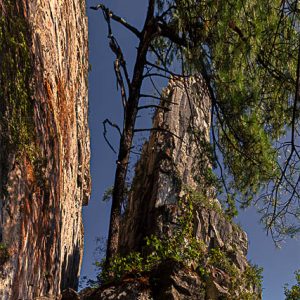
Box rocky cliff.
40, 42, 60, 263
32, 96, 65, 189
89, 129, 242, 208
0, 1, 90, 299
80, 77, 262, 300
120, 76, 213, 254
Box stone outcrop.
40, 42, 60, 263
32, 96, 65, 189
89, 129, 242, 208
0, 1, 90, 299
79, 77, 261, 299
120, 76, 213, 253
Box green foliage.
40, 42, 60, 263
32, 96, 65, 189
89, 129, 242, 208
224, 194, 238, 219
285, 270, 300, 300
97, 252, 145, 283
191, 191, 223, 216
98, 197, 206, 283
0, 243, 9, 266
102, 184, 131, 203
153, 0, 300, 236
243, 264, 263, 290
208, 248, 238, 277
95, 194, 262, 298
208, 248, 263, 298
102, 186, 114, 202
190, 129, 222, 194
98, 239, 262, 297
186, 186, 237, 221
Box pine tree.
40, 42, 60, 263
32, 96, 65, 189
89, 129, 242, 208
92, 0, 300, 264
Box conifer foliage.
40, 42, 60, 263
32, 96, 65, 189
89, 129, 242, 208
92, 0, 300, 263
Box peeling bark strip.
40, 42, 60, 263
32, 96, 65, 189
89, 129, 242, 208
0, 1, 90, 299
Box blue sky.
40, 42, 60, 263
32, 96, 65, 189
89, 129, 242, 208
81, 1, 300, 298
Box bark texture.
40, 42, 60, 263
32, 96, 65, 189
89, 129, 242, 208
0, 1, 90, 299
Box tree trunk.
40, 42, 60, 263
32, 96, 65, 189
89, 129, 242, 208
0, 1, 90, 299
106, 8, 155, 263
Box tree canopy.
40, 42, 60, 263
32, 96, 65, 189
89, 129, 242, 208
92, 0, 300, 262
285, 270, 300, 300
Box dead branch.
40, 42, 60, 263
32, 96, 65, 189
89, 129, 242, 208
138, 104, 170, 111
114, 59, 128, 110
134, 127, 183, 141
103, 119, 122, 154
91, 4, 141, 38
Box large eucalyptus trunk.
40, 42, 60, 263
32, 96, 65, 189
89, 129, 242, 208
0, 1, 90, 299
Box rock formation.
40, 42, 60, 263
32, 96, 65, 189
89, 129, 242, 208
80, 77, 262, 299
120, 76, 213, 254
0, 2, 261, 296
0, 1, 90, 299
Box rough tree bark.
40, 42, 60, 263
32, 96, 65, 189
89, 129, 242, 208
0, 1, 90, 299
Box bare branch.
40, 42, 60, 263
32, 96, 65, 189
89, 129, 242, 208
134, 127, 183, 141
143, 72, 170, 79
149, 42, 174, 69
146, 60, 190, 77
139, 93, 179, 105
114, 59, 128, 110
149, 44, 167, 68
138, 104, 170, 111
148, 70, 165, 98
158, 22, 189, 47
102, 119, 122, 154
139, 93, 163, 101
108, 35, 131, 89
91, 4, 141, 38
157, 5, 177, 21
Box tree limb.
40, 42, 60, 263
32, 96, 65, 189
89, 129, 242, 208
91, 4, 141, 38
134, 127, 183, 141
138, 104, 170, 111
102, 119, 122, 154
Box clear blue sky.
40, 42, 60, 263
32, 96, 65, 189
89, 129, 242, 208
81, 1, 300, 298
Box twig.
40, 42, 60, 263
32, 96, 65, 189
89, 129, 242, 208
91, 4, 141, 38
143, 72, 170, 79
146, 60, 190, 77
138, 105, 170, 111
114, 59, 128, 109
102, 119, 122, 154
134, 127, 182, 141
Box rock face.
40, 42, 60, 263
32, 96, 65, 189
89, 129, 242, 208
80, 260, 205, 300
120, 76, 213, 253
80, 77, 261, 299
0, 1, 90, 299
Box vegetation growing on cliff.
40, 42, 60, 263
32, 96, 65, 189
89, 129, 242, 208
92, 0, 300, 266
94, 194, 262, 298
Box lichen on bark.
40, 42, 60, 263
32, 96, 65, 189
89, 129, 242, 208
0, 1, 35, 157
0, 2, 37, 254
0, 0, 90, 298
